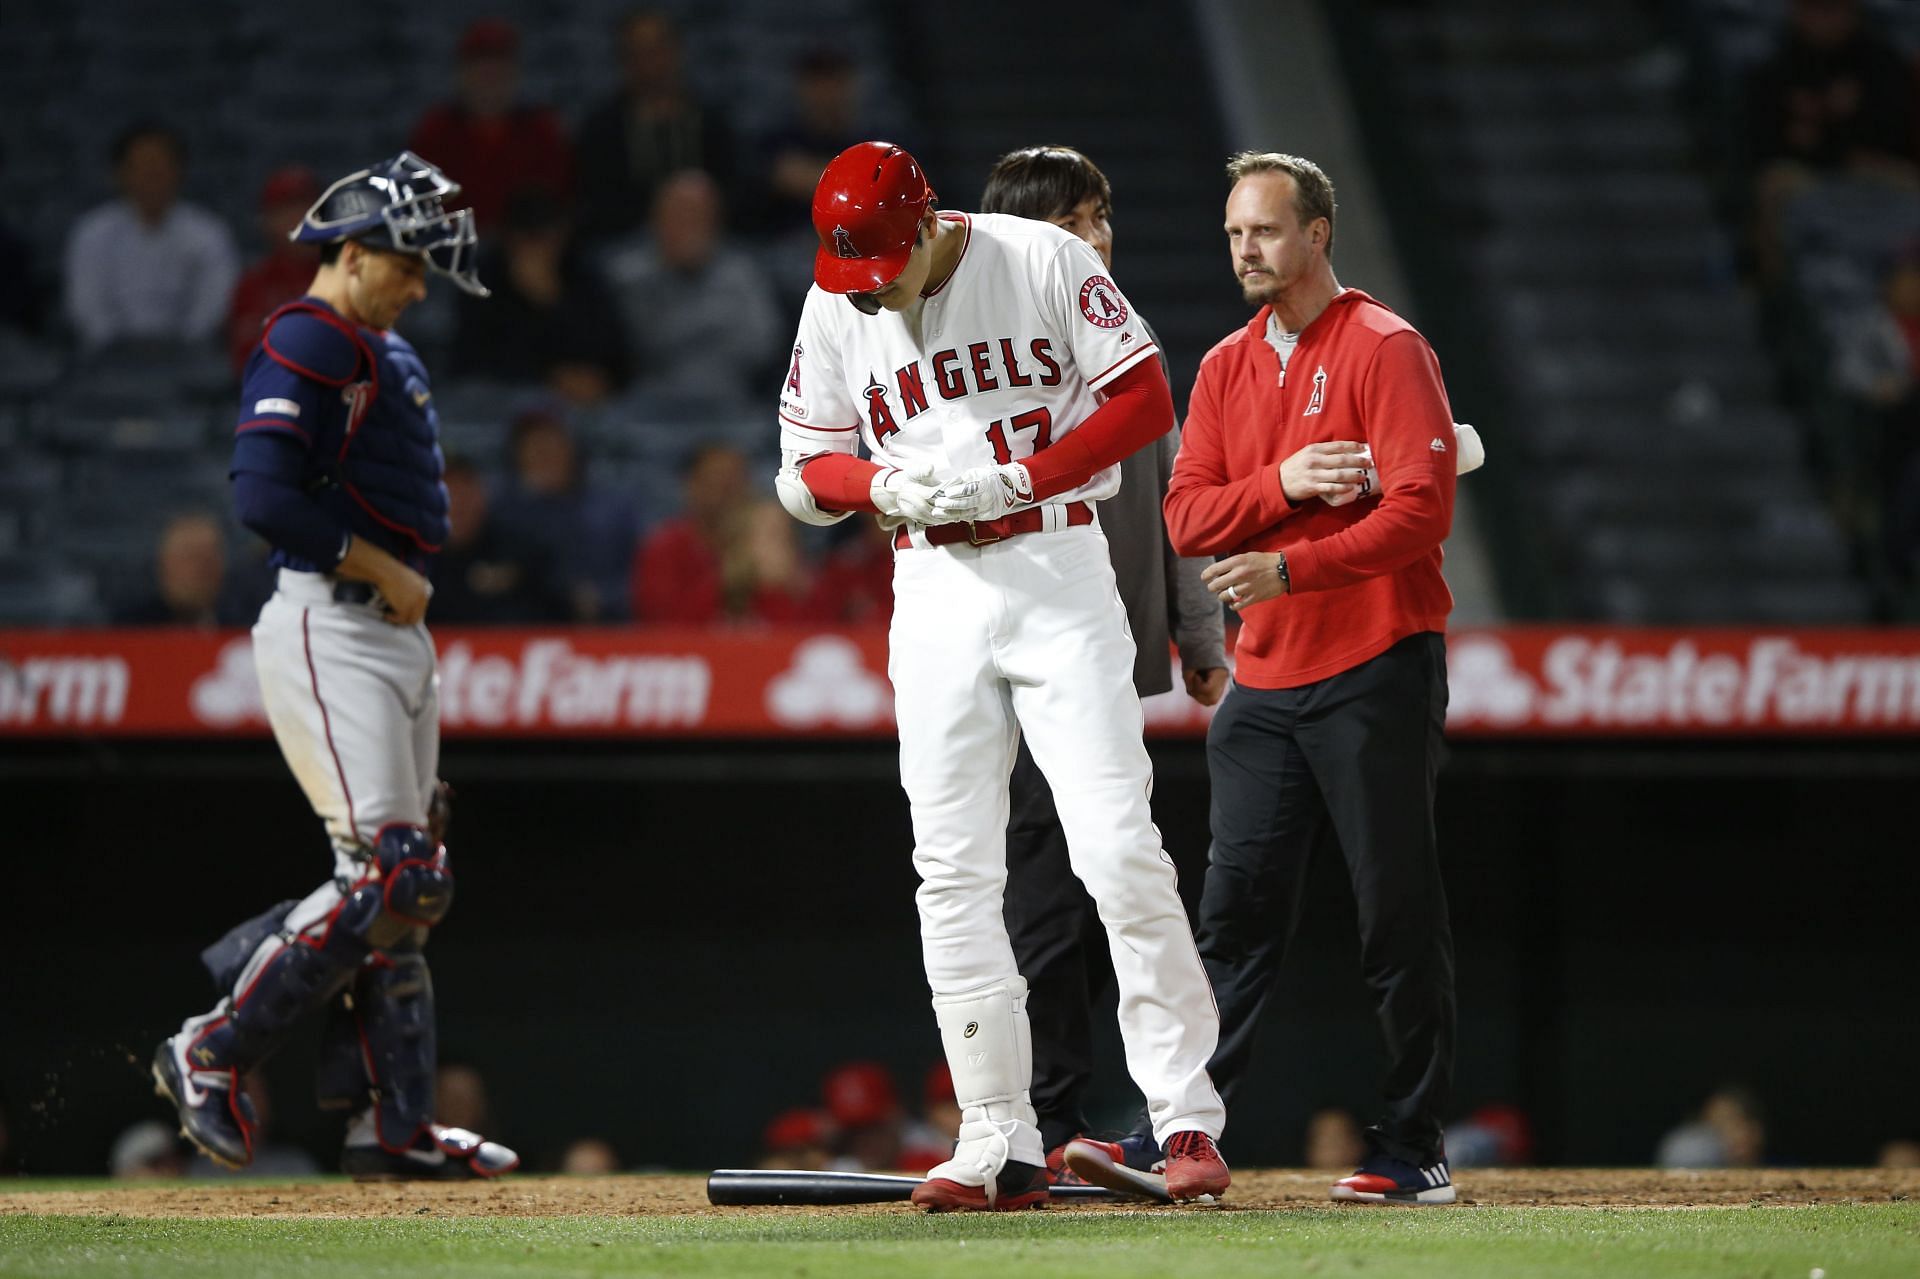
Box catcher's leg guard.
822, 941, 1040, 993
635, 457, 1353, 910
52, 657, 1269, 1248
335, 946, 517, 1179
327, 832, 515, 1180
913, 977, 1049, 1211
155, 879, 381, 1167
347, 943, 437, 1152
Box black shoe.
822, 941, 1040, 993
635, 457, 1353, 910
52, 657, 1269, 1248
341, 1120, 519, 1181
1331, 1153, 1455, 1205
151, 1035, 255, 1170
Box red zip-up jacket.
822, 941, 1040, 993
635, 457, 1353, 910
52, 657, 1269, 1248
1164, 289, 1455, 689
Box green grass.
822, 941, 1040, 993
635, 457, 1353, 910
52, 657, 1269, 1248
3, 1205, 1918, 1279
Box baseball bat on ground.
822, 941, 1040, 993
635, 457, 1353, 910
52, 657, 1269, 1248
706, 1168, 1125, 1205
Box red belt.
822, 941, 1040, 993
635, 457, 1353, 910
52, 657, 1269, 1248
894, 500, 1094, 549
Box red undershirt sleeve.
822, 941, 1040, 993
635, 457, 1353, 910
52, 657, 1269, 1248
1021, 358, 1172, 500
800, 452, 885, 513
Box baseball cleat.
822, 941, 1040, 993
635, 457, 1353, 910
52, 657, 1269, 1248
1162, 1131, 1231, 1202
151, 1036, 255, 1170
342, 1122, 520, 1181
1331, 1154, 1455, 1205
1062, 1137, 1171, 1202
1046, 1136, 1123, 1186
910, 1159, 1049, 1212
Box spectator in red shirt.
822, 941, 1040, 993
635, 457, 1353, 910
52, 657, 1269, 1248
724, 500, 824, 625
225, 166, 320, 373
1162, 151, 1459, 1206
807, 517, 896, 624
634, 445, 827, 625
633, 442, 749, 624
408, 19, 572, 233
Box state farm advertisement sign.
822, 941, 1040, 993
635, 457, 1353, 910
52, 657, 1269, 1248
1445, 629, 1920, 735
1, 627, 1917, 739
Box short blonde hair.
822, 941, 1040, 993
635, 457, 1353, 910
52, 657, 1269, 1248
1227, 151, 1336, 258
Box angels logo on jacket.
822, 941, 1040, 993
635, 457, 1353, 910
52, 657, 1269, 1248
1303, 366, 1326, 416
1079, 276, 1129, 329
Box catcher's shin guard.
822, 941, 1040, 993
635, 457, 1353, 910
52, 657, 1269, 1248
331, 942, 519, 1180
914, 977, 1049, 1211
190, 882, 382, 1068
157, 881, 381, 1167
347, 943, 438, 1152
200, 899, 299, 993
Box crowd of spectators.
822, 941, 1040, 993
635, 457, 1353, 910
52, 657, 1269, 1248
1716, 0, 1920, 610
0, 7, 913, 629
758, 1061, 959, 1174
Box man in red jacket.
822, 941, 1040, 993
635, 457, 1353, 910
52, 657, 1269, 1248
1163, 151, 1459, 1205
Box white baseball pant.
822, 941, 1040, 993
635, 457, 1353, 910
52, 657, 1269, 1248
252, 569, 440, 874
888, 520, 1226, 1143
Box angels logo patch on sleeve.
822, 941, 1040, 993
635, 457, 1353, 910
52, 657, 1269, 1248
1079, 276, 1129, 329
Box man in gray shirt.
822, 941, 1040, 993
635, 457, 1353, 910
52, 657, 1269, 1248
65, 122, 239, 351
602, 170, 781, 424
979, 146, 1228, 1172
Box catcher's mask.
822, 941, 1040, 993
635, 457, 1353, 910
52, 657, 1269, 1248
293, 151, 489, 298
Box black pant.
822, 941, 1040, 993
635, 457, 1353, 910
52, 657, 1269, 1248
1003, 736, 1114, 1153
1199, 632, 1455, 1165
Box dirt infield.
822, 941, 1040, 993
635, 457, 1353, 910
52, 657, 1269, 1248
3, 1168, 1915, 1219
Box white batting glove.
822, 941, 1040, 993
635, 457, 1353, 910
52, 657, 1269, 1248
1325, 422, 1486, 507
871, 464, 944, 524
1454, 422, 1485, 474
930, 462, 1033, 524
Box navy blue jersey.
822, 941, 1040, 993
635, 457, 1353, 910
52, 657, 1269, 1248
232, 298, 450, 572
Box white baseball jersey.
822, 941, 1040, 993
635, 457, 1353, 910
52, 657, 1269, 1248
772, 210, 1226, 1156
778, 212, 1161, 502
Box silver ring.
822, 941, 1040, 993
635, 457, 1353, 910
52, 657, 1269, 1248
1225, 585, 1242, 604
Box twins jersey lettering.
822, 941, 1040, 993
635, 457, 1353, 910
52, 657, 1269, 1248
778, 213, 1161, 502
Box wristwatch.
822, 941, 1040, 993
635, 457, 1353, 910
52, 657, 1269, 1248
1274, 551, 1291, 595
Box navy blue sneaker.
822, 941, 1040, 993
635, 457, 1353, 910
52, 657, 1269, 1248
151, 1034, 255, 1170
1117, 1129, 1164, 1172
1331, 1153, 1455, 1205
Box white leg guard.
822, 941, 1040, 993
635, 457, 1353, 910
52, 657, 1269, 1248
924, 977, 1046, 1202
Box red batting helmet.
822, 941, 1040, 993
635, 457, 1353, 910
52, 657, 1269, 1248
811, 141, 936, 294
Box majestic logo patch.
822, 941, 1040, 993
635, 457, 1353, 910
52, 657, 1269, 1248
832, 224, 859, 258
1079, 276, 1128, 329
1430, 436, 1449, 452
